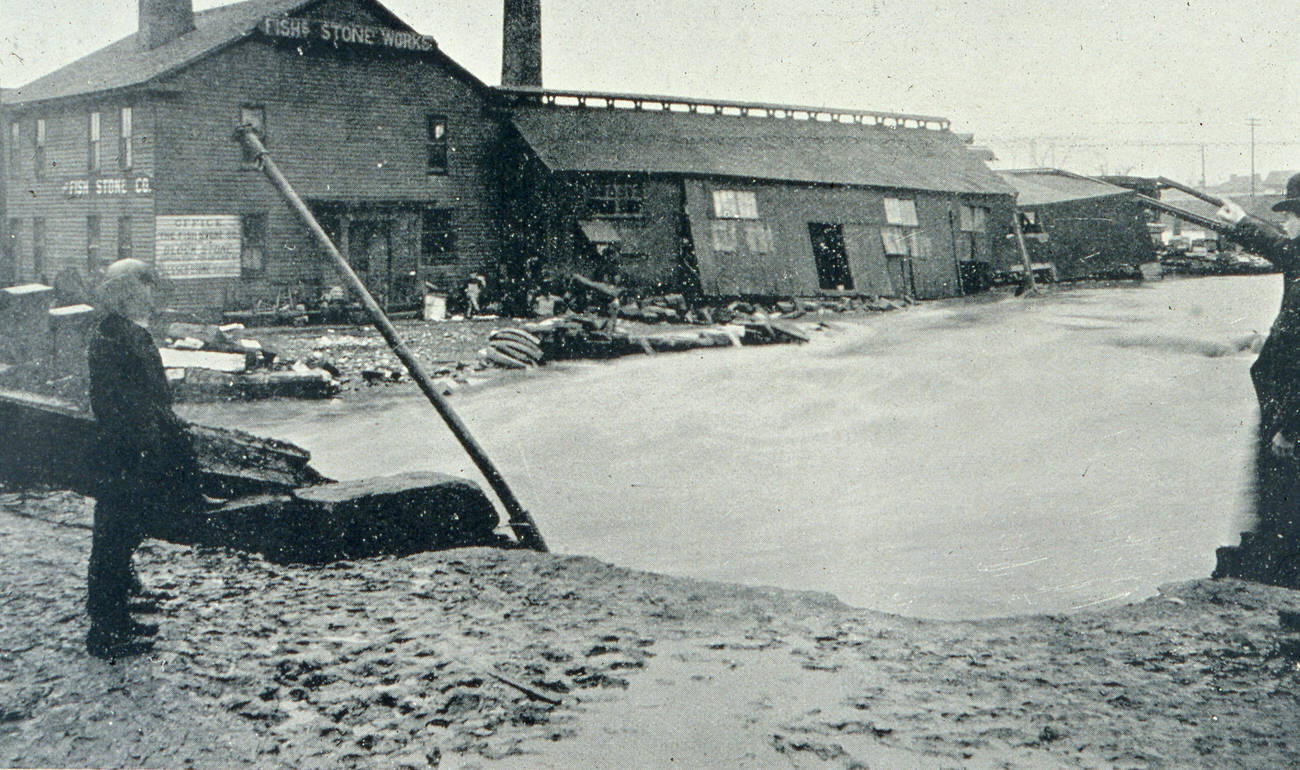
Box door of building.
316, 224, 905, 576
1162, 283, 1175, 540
347, 219, 392, 307
886, 256, 915, 299
809, 223, 854, 291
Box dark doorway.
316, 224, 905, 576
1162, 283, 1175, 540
809, 223, 853, 291
348, 219, 392, 306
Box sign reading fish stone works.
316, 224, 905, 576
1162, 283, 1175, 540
155, 216, 242, 280
260, 17, 436, 52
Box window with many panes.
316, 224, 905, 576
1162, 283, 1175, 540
34, 119, 46, 180
586, 178, 644, 218
883, 197, 918, 226
117, 216, 133, 261
88, 112, 101, 172
240, 214, 266, 275
881, 197, 920, 256
711, 190, 759, 219
119, 107, 133, 170
959, 204, 987, 232
240, 105, 266, 163
426, 115, 447, 174
420, 208, 456, 265
710, 220, 772, 254
86, 215, 102, 273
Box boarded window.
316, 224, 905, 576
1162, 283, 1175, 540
88, 112, 101, 172
119, 107, 133, 170
240, 214, 266, 276
712, 190, 758, 219
710, 220, 738, 252
34, 119, 45, 180
421, 208, 457, 265
240, 105, 266, 163
87, 215, 102, 273
426, 115, 448, 174
117, 216, 133, 261
586, 179, 645, 217
883, 197, 918, 226
744, 221, 773, 254
959, 204, 987, 232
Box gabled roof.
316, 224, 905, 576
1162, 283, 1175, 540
3, 0, 483, 107
509, 105, 1015, 196
1000, 168, 1135, 207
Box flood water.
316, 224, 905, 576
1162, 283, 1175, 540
182, 275, 1282, 619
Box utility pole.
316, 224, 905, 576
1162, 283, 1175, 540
1199, 144, 1206, 188
1247, 118, 1261, 206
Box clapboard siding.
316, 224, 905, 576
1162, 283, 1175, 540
2, 99, 157, 286
150, 37, 501, 312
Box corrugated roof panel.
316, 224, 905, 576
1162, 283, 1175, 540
511, 107, 1015, 195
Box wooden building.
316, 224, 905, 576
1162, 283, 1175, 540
2, 0, 504, 315
500, 90, 1017, 301
1000, 169, 1157, 280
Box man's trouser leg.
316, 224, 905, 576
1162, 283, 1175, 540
87, 495, 141, 626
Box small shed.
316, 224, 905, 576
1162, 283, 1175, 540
1001, 169, 1157, 280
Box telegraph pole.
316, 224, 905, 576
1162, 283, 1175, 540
1199, 144, 1206, 188
1247, 117, 1261, 206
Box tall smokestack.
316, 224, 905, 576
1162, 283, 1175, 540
139, 0, 196, 50
502, 0, 541, 88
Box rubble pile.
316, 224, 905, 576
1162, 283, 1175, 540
160, 322, 341, 402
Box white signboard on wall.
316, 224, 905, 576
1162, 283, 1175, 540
155, 216, 241, 279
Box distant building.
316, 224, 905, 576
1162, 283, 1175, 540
1000, 169, 1157, 279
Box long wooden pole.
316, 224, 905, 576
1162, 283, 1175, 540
233, 126, 548, 552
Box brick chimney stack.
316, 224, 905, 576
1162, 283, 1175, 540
139, 0, 196, 50
502, 0, 541, 87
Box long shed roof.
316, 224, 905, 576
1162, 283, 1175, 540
1001, 169, 1135, 207
510, 105, 1015, 195
3, 0, 482, 106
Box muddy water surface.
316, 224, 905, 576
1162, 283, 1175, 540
182, 276, 1281, 619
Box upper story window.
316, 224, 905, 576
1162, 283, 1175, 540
34, 119, 46, 180
426, 115, 448, 174
240, 105, 266, 163
119, 107, 133, 170
586, 179, 645, 218
88, 112, 102, 172
959, 204, 988, 232
712, 190, 758, 219
9, 122, 19, 175
883, 197, 918, 226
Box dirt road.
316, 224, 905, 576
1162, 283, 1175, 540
4, 490, 1300, 768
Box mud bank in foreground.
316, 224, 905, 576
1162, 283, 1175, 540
3, 492, 1300, 769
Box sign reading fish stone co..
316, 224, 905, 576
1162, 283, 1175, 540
260, 17, 436, 52
155, 216, 242, 279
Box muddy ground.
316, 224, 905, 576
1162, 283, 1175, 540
4, 489, 1300, 768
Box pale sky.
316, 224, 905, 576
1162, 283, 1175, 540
3, 0, 1296, 185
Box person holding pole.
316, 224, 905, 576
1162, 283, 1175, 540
1217, 173, 1300, 580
